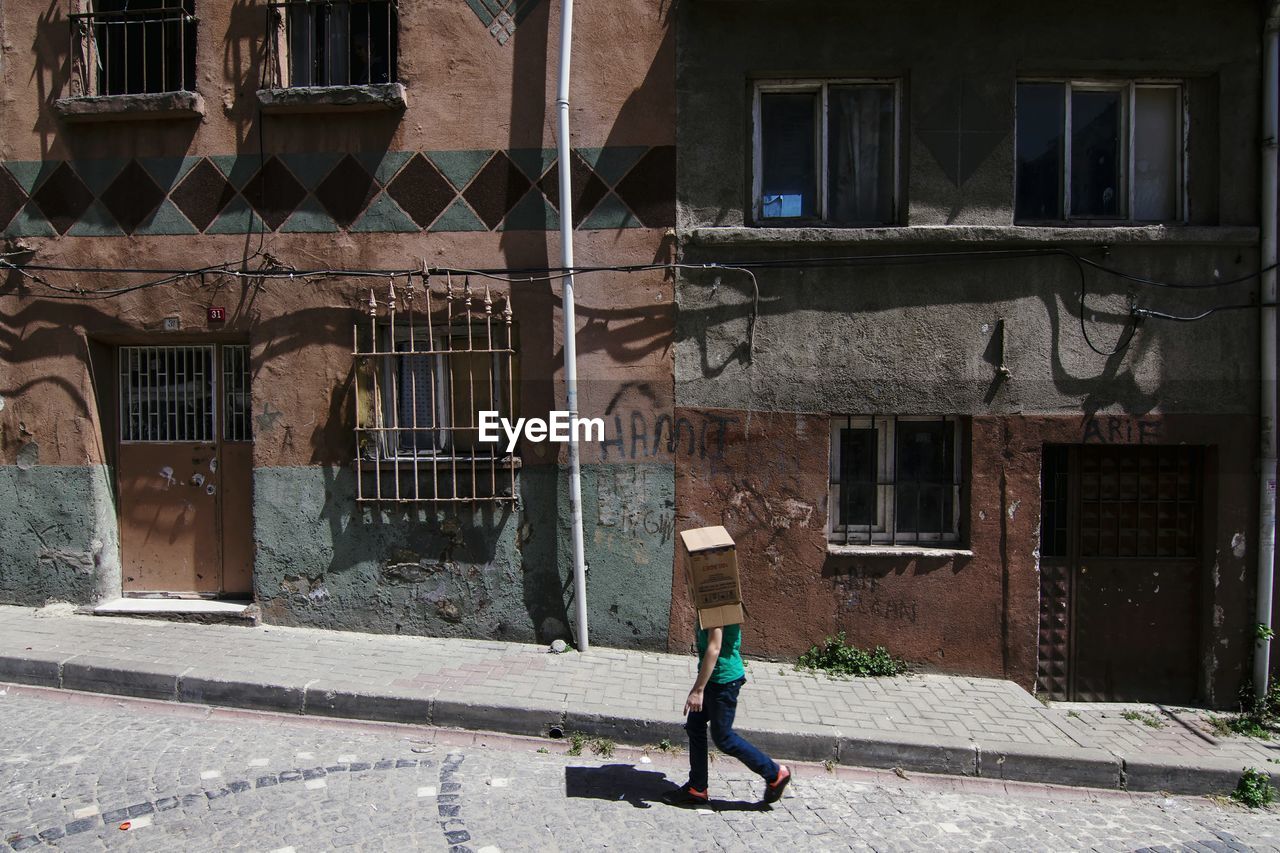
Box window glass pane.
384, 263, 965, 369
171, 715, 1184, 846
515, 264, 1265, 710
760, 92, 818, 219
895, 421, 954, 535
1016, 83, 1065, 220
839, 427, 877, 526
397, 349, 440, 452
1070, 89, 1123, 217
1134, 87, 1179, 221
828, 85, 895, 224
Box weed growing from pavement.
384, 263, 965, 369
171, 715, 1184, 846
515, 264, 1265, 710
566, 732, 588, 756
1210, 714, 1272, 740
536, 747, 550, 754
562, 732, 615, 758
1207, 680, 1280, 741
1120, 710, 1166, 729
1066, 710, 1081, 719
797, 633, 906, 678
590, 737, 616, 759
823, 759, 836, 773
653, 738, 681, 754
1232, 768, 1277, 808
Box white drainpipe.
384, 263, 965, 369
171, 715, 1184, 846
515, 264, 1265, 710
1255, 9, 1279, 701
556, 0, 589, 651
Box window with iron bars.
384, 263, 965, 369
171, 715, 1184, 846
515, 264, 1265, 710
353, 279, 518, 504
828, 415, 964, 546
71, 1, 197, 97
267, 0, 399, 88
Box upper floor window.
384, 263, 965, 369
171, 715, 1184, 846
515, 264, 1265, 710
1016, 80, 1184, 223
753, 80, 899, 226
73, 0, 197, 95
828, 415, 963, 547
270, 0, 399, 87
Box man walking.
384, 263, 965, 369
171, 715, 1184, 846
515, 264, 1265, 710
662, 622, 791, 806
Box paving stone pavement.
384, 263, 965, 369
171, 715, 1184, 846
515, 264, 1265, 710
1, 605, 1278, 795
3, 687, 1280, 852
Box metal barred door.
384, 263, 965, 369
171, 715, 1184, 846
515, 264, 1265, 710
1037, 445, 1202, 702
116, 345, 252, 595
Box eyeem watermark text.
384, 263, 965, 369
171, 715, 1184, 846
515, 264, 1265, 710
478, 411, 605, 453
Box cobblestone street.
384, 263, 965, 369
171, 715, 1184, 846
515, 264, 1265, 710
4, 686, 1280, 852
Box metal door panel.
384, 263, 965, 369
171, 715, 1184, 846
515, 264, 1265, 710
118, 442, 221, 593
1071, 558, 1198, 702
219, 442, 254, 595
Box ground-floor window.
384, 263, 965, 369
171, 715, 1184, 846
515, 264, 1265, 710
827, 415, 963, 547
353, 280, 518, 504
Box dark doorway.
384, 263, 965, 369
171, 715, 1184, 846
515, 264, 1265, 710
1037, 444, 1204, 702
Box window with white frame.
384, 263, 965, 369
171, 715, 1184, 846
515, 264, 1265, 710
828, 416, 963, 546
1016, 80, 1184, 223
754, 80, 899, 225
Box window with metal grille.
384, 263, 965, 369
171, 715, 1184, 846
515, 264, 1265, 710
119, 346, 215, 442
828, 416, 963, 546
267, 0, 398, 88
353, 279, 517, 504
222, 345, 252, 443
71, 1, 197, 97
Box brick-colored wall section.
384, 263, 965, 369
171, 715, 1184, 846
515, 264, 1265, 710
672, 409, 1257, 701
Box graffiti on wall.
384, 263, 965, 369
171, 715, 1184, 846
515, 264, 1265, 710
1082, 417, 1162, 445
835, 568, 920, 625
598, 410, 738, 462
596, 466, 675, 546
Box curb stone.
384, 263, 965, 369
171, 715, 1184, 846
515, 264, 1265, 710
837, 730, 978, 776
177, 673, 306, 714
976, 741, 1121, 789
1122, 753, 1251, 795
61, 656, 186, 701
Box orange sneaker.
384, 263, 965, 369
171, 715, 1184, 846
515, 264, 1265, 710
661, 783, 709, 806
763, 765, 791, 803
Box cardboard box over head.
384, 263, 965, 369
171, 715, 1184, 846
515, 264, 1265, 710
678, 525, 745, 630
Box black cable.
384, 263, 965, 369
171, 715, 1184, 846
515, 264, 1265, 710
1077, 256, 1276, 289
1133, 303, 1276, 322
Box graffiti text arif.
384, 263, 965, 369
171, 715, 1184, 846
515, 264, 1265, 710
478, 411, 606, 453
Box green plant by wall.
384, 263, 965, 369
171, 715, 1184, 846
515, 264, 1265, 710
797, 632, 906, 678
1232, 768, 1276, 808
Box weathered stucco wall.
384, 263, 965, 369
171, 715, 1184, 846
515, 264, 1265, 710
674, 242, 1259, 417
676, 0, 1257, 229
671, 410, 1255, 702
254, 463, 673, 649
0, 0, 677, 647
0, 465, 120, 605
672, 0, 1265, 702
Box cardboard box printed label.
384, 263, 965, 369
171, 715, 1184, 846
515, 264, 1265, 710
678, 525, 745, 630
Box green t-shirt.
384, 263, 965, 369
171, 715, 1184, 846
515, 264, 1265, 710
696, 623, 745, 684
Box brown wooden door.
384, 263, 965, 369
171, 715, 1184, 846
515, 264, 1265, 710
1037, 445, 1203, 702
117, 345, 253, 596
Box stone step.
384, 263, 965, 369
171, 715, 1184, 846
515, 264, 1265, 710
87, 597, 258, 627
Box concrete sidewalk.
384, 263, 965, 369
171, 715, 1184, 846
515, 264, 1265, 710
0, 605, 1274, 796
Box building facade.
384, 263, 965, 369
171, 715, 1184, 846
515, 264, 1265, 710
1, 0, 1275, 709
671, 0, 1271, 705
0, 0, 678, 649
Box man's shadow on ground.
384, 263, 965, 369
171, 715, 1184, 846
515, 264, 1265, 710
565, 765, 769, 811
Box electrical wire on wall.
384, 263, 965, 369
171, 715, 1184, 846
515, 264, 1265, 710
0, 246, 1271, 360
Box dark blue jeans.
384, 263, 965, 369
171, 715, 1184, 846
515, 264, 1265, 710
684, 677, 779, 790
